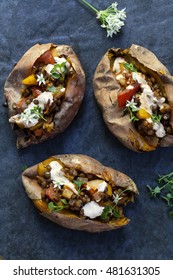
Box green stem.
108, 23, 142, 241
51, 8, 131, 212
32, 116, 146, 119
159, 172, 173, 183
38, 112, 47, 122
79, 0, 99, 14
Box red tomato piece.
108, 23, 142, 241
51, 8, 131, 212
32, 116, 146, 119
118, 83, 140, 108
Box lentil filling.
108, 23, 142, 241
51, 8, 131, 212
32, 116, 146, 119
36, 158, 135, 222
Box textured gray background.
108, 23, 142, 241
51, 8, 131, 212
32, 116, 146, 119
0, 0, 173, 260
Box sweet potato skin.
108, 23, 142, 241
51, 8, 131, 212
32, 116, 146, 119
93, 44, 173, 152
22, 154, 138, 232
4, 43, 85, 148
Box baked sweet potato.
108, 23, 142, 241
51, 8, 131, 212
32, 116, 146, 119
4, 43, 85, 148
22, 154, 138, 232
93, 44, 173, 152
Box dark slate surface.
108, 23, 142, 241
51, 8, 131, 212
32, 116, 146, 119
0, 0, 173, 260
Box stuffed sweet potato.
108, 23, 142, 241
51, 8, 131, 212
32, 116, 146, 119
4, 43, 85, 148
94, 44, 173, 152
22, 154, 138, 232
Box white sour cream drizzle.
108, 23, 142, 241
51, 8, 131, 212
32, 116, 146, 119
113, 57, 167, 138
132, 72, 165, 115
49, 161, 78, 195
132, 72, 166, 138
113, 57, 126, 73
9, 91, 53, 128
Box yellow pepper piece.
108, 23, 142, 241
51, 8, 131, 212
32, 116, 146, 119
43, 122, 54, 133
137, 108, 151, 119
33, 199, 50, 213
159, 70, 165, 75
106, 184, 112, 196
37, 157, 63, 176
37, 162, 49, 176
22, 74, 37, 85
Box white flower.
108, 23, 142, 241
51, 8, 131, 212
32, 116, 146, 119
36, 73, 46, 86
113, 193, 122, 205
80, 0, 126, 38
126, 99, 138, 110
112, 2, 118, 11
96, 2, 126, 37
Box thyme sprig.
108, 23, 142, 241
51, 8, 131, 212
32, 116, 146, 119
123, 62, 137, 72
151, 114, 162, 123
125, 100, 139, 122
147, 171, 173, 217
113, 189, 129, 205
50, 62, 68, 81
73, 179, 85, 194
101, 189, 128, 220
101, 205, 121, 220
30, 106, 47, 121
48, 199, 68, 212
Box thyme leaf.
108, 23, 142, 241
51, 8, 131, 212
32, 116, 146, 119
100, 205, 121, 220
126, 100, 139, 122
30, 106, 47, 121
73, 179, 85, 194
48, 202, 65, 212
50, 62, 68, 81
151, 114, 162, 123
123, 62, 137, 72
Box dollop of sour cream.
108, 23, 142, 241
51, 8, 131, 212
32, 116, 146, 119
153, 122, 166, 138
82, 201, 104, 219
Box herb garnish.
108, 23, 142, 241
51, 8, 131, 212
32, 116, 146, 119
30, 106, 47, 121
113, 189, 128, 205
36, 73, 46, 86
79, 1, 126, 38
101, 205, 121, 220
147, 171, 173, 217
123, 62, 137, 72
73, 179, 85, 194
151, 114, 162, 123
48, 199, 68, 212
48, 85, 65, 94
47, 86, 57, 93
50, 62, 68, 81
125, 100, 139, 122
